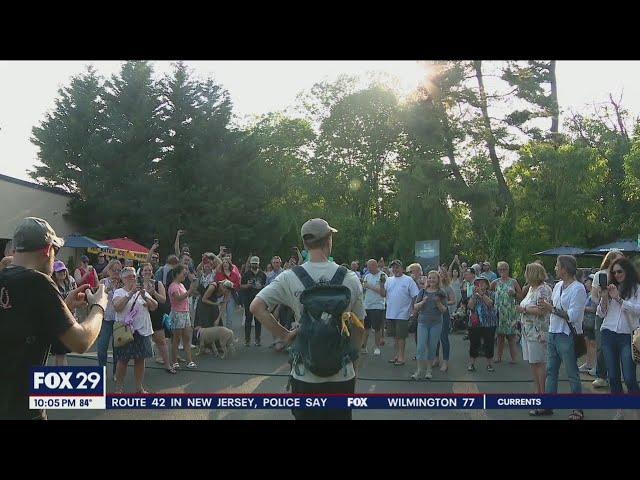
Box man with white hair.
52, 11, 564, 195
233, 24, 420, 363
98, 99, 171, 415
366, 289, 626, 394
362, 258, 387, 355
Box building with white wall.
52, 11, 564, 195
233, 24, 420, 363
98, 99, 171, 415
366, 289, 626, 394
0, 173, 77, 262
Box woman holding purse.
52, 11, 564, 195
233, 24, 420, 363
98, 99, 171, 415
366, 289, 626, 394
516, 263, 552, 405
112, 267, 158, 393
597, 257, 640, 420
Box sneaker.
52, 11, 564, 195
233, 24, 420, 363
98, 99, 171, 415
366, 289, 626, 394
190, 344, 197, 349
613, 410, 624, 420
592, 378, 609, 388
178, 344, 184, 350
588, 368, 597, 377
440, 361, 448, 372
255, 341, 261, 347
424, 368, 433, 380
360, 347, 368, 355
487, 365, 495, 373
373, 347, 381, 356
578, 363, 592, 373
410, 372, 423, 381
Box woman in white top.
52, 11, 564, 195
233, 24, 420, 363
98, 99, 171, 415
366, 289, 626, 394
517, 263, 552, 405
596, 257, 640, 419
112, 267, 158, 393
590, 249, 624, 388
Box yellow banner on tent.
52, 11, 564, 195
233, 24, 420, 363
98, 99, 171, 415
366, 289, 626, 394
87, 247, 148, 262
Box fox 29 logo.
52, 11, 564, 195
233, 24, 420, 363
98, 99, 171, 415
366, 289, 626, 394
30, 366, 104, 395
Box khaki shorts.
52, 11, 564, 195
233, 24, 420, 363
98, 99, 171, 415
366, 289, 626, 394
386, 319, 409, 339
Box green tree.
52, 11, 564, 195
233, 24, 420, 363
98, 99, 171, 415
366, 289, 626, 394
30, 65, 107, 194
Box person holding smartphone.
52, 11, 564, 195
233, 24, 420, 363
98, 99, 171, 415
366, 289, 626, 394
467, 276, 498, 372
596, 257, 640, 420
590, 250, 624, 388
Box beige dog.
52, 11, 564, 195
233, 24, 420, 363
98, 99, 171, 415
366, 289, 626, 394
194, 326, 236, 359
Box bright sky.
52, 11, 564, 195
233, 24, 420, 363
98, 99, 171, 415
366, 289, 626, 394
1, 60, 639, 181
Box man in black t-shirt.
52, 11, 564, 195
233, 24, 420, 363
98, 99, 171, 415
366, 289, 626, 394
240, 256, 267, 346
0, 217, 108, 420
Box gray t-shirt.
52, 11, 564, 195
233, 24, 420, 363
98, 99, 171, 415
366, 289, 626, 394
256, 261, 365, 384
417, 289, 446, 325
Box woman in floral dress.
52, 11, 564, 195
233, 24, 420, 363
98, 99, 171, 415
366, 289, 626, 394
491, 261, 522, 363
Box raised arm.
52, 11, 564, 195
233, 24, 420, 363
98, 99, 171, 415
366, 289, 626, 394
174, 230, 183, 257
147, 242, 159, 263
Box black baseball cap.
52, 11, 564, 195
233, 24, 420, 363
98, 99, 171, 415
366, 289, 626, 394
13, 217, 65, 252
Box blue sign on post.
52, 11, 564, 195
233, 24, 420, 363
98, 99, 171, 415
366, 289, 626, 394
415, 240, 440, 273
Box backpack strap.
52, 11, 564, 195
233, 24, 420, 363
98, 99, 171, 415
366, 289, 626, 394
292, 266, 316, 290
330, 266, 348, 286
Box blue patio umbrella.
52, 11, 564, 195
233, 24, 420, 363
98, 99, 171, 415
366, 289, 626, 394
63, 234, 109, 249
534, 246, 587, 256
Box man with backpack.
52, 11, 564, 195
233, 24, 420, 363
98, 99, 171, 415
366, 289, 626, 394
250, 218, 365, 420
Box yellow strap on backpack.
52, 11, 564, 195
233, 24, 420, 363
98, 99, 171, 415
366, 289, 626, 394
340, 312, 364, 337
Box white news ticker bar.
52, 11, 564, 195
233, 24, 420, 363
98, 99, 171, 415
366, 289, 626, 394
30, 396, 106, 410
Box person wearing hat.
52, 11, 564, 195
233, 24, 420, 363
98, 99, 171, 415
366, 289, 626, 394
250, 219, 365, 420
384, 259, 421, 366
0, 217, 108, 420
50, 260, 79, 366
241, 256, 267, 346
466, 275, 498, 372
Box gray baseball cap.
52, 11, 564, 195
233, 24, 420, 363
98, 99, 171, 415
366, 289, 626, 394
250, 256, 260, 264
13, 217, 65, 252
300, 218, 337, 241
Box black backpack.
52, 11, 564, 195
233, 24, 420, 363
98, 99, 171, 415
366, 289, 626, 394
289, 265, 358, 378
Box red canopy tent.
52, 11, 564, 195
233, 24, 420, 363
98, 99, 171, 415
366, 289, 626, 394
90, 237, 150, 261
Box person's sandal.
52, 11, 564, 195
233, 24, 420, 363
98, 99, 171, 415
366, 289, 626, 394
487, 365, 495, 372
186, 361, 197, 369
172, 362, 180, 370
569, 409, 584, 420
467, 364, 476, 372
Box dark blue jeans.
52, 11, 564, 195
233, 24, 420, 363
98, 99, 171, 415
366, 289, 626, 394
435, 311, 451, 361
601, 328, 640, 394
545, 332, 582, 394
96, 320, 116, 376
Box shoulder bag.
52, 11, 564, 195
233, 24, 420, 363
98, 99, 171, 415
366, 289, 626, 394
113, 291, 139, 348
559, 284, 587, 358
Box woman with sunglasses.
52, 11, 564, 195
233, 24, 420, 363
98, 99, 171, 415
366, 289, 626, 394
94, 253, 109, 278
140, 262, 174, 374
50, 260, 77, 366
97, 259, 122, 379
597, 257, 640, 419
112, 267, 158, 393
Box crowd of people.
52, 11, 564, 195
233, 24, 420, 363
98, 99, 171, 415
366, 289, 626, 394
2, 218, 639, 420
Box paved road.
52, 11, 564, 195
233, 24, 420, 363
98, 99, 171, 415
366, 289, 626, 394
49, 313, 629, 420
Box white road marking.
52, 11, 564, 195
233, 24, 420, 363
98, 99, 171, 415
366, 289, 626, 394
214, 362, 290, 420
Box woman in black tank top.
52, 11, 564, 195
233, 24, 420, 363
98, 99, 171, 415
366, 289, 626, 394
141, 263, 175, 374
